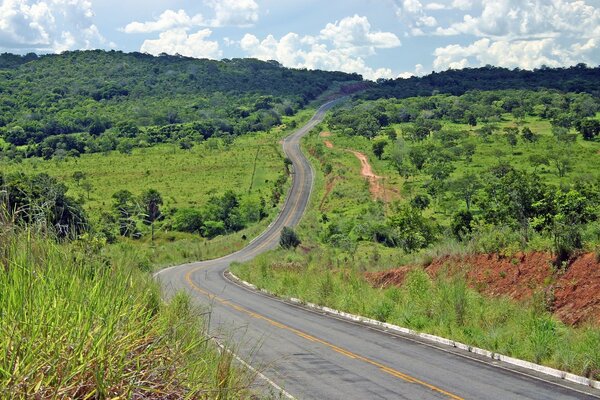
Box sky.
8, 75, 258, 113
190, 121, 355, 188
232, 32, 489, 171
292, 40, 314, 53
0, 0, 599, 80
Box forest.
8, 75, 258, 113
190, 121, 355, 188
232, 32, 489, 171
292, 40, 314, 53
0, 50, 357, 159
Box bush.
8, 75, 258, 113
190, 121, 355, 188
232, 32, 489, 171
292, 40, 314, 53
280, 226, 301, 249
172, 208, 203, 233
410, 194, 430, 210
451, 210, 474, 241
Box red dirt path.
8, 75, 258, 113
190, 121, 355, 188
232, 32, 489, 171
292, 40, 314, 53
365, 252, 600, 326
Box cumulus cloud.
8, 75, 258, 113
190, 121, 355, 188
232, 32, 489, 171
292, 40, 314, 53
140, 28, 221, 59
320, 14, 401, 55
122, 9, 204, 34
239, 15, 401, 81
435, 0, 600, 39
124, 0, 259, 33
207, 0, 258, 27
432, 37, 600, 71
0, 0, 112, 52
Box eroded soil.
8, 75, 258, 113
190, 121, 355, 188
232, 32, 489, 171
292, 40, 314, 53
365, 252, 600, 326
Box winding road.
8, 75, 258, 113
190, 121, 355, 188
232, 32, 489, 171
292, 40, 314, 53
156, 99, 600, 399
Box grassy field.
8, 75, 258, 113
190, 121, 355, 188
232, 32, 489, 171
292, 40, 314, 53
2, 134, 284, 217
0, 227, 256, 398
1, 109, 319, 269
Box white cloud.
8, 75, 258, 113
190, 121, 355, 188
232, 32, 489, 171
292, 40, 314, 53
0, 0, 111, 52
397, 63, 426, 78
123, 9, 204, 34
451, 0, 473, 10
432, 37, 600, 71
239, 16, 400, 80
140, 28, 221, 59
425, 2, 447, 10
436, 0, 600, 39
319, 14, 401, 55
207, 0, 258, 27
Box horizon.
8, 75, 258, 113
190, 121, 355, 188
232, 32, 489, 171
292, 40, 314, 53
1, 0, 599, 81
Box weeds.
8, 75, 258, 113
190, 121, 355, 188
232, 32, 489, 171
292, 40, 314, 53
0, 229, 254, 398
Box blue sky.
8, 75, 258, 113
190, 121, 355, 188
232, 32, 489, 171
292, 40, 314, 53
1, 0, 599, 80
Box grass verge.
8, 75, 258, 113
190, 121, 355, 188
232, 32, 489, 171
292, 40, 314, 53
231, 249, 600, 380
0, 227, 255, 398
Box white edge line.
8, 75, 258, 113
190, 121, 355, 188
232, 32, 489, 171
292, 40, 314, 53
228, 272, 600, 392
212, 338, 296, 400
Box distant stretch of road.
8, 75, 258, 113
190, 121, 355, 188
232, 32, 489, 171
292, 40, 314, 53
157, 99, 600, 399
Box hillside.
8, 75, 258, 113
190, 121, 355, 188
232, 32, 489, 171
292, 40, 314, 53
363, 64, 600, 99
0, 50, 358, 153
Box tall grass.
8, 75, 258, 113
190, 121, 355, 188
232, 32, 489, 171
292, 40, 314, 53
0, 228, 254, 399
231, 248, 600, 380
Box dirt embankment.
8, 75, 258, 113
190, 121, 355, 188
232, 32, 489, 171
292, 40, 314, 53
365, 252, 600, 326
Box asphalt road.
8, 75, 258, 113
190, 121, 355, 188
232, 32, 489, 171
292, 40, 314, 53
157, 100, 600, 400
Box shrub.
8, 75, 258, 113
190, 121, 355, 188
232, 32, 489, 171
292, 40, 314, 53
280, 226, 301, 249
172, 208, 203, 233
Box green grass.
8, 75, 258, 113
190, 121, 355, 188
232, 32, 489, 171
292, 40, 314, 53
231, 249, 600, 380
1, 133, 284, 217
0, 110, 317, 270
0, 227, 256, 398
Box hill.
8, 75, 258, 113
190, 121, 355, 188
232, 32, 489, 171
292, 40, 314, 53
363, 64, 600, 99
0, 50, 358, 152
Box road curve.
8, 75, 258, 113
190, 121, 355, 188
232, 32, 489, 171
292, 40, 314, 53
156, 100, 600, 400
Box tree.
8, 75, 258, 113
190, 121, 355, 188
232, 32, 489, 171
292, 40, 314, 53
172, 208, 203, 233
408, 144, 428, 170
280, 226, 301, 249
532, 189, 595, 264
478, 168, 546, 242
140, 189, 163, 241
577, 119, 600, 141
410, 194, 430, 210
451, 210, 474, 241
383, 205, 437, 252
389, 141, 413, 178
112, 190, 138, 238
0, 172, 88, 238
521, 126, 538, 142
467, 113, 477, 127
451, 173, 481, 211
81, 180, 93, 200
372, 140, 388, 160
72, 171, 86, 186
503, 127, 519, 147
546, 146, 573, 178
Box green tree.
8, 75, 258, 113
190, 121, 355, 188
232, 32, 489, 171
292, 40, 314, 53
372, 140, 388, 160
533, 189, 596, 264
140, 189, 163, 241
521, 126, 538, 142
72, 171, 86, 186
451, 173, 481, 211
81, 180, 94, 200
112, 190, 138, 238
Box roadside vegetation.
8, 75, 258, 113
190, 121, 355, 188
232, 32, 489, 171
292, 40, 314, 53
0, 223, 257, 398
0, 51, 353, 397
232, 85, 600, 379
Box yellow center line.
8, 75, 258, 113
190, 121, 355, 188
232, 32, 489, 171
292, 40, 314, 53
184, 267, 464, 400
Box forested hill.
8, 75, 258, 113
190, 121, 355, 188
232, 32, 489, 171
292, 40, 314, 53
0, 51, 358, 149
363, 64, 600, 100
